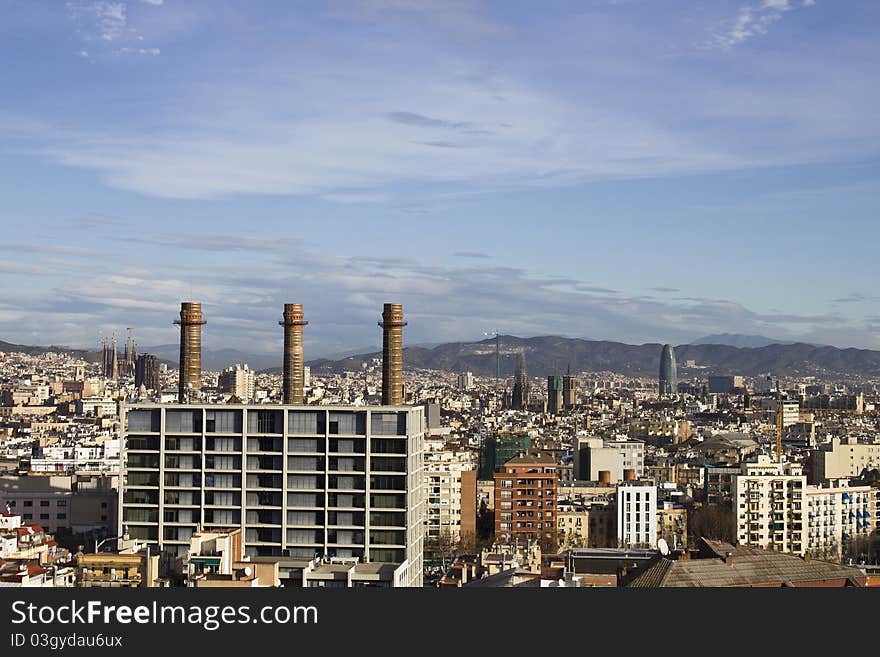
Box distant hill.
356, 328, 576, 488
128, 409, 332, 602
691, 333, 793, 349
0, 339, 95, 360
137, 345, 278, 372
306, 335, 880, 378
6, 335, 880, 378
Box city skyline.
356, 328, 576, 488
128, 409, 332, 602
1, 1, 878, 353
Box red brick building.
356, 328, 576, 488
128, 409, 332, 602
493, 450, 558, 551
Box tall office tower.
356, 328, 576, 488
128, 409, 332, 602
174, 302, 206, 403
658, 343, 677, 396
493, 450, 558, 551
279, 303, 308, 404
120, 404, 426, 586
510, 351, 529, 410
562, 365, 577, 409
379, 303, 406, 405
134, 354, 160, 391
547, 374, 564, 414
218, 364, 256, 401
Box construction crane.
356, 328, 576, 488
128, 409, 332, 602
483, 330, 501, 385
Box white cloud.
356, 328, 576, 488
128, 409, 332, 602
66, 1, 160, 56
710, 0, 813, 49
0, 230, 873, 353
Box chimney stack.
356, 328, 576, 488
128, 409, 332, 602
280, 303, 308, 404
174, 301, 206, 403
379, 303, 407, 405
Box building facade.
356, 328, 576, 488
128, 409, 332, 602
218, 364, 255, 401
811, 437, 880, 483
134, 354, 161, 391
616, 483, 657, 548
733, 456, 807, 555
493, 450, 557, 550
120, 404, 425, 587
423, 438, 477, 549
805, 479, 877, 561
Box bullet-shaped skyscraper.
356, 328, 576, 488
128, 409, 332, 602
658, 343, 677, 396
174, 302, 206, 403
280, 303, 308, 404
379, 303, 407, 405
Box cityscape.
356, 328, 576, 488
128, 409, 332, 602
1, 298, 878, 588
1, 1, 879, 595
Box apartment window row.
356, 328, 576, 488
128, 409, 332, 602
128, 409, 409, 436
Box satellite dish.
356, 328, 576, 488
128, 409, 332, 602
657, 538, 670, 556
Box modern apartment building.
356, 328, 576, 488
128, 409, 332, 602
120, 403, 425, 587
733, 456, 807, 555
616, 483, 657, 548
493, 450, 558, 550
423, 438, 477, 548
805, 479, 878, 561
811, 437, 880, 483
218, 364, 255, 402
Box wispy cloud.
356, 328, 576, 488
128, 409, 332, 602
1, 226, 873, 353
710, 0, 816, 49
832, 293, 880, 304
386, 111, 473, 130
66, 0, 162, 56
454, 251, 490, 259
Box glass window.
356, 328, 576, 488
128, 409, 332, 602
289, 411, 324, 434
205, 410, 241, 433
127, 409, 159, 432
371, 412, 406, 436
248, 410, 282, 434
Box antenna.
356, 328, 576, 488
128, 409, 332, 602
483, 330, 501, 386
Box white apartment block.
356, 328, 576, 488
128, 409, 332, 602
616, 484, 657, 548
423, 438, 476, 544
120, 404, 425, 587
607, 438, 645, 478
218, 364, 255, 401
812, 437, 880, 482
76, 397, 118, 417
805, 479, 878, 561
733, 455, 806, 555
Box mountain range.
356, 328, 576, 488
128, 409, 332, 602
689, 333, 798, 349
307, 335, 880, 378
4, 335, 880, 378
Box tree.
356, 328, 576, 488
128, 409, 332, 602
424, 529, 459, 571
689, 504, 735, 545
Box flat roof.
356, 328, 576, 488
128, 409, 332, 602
122, 403, 417, 411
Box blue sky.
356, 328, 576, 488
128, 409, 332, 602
0, 0, 878, 357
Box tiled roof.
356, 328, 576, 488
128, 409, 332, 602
628, 551, 865, 588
